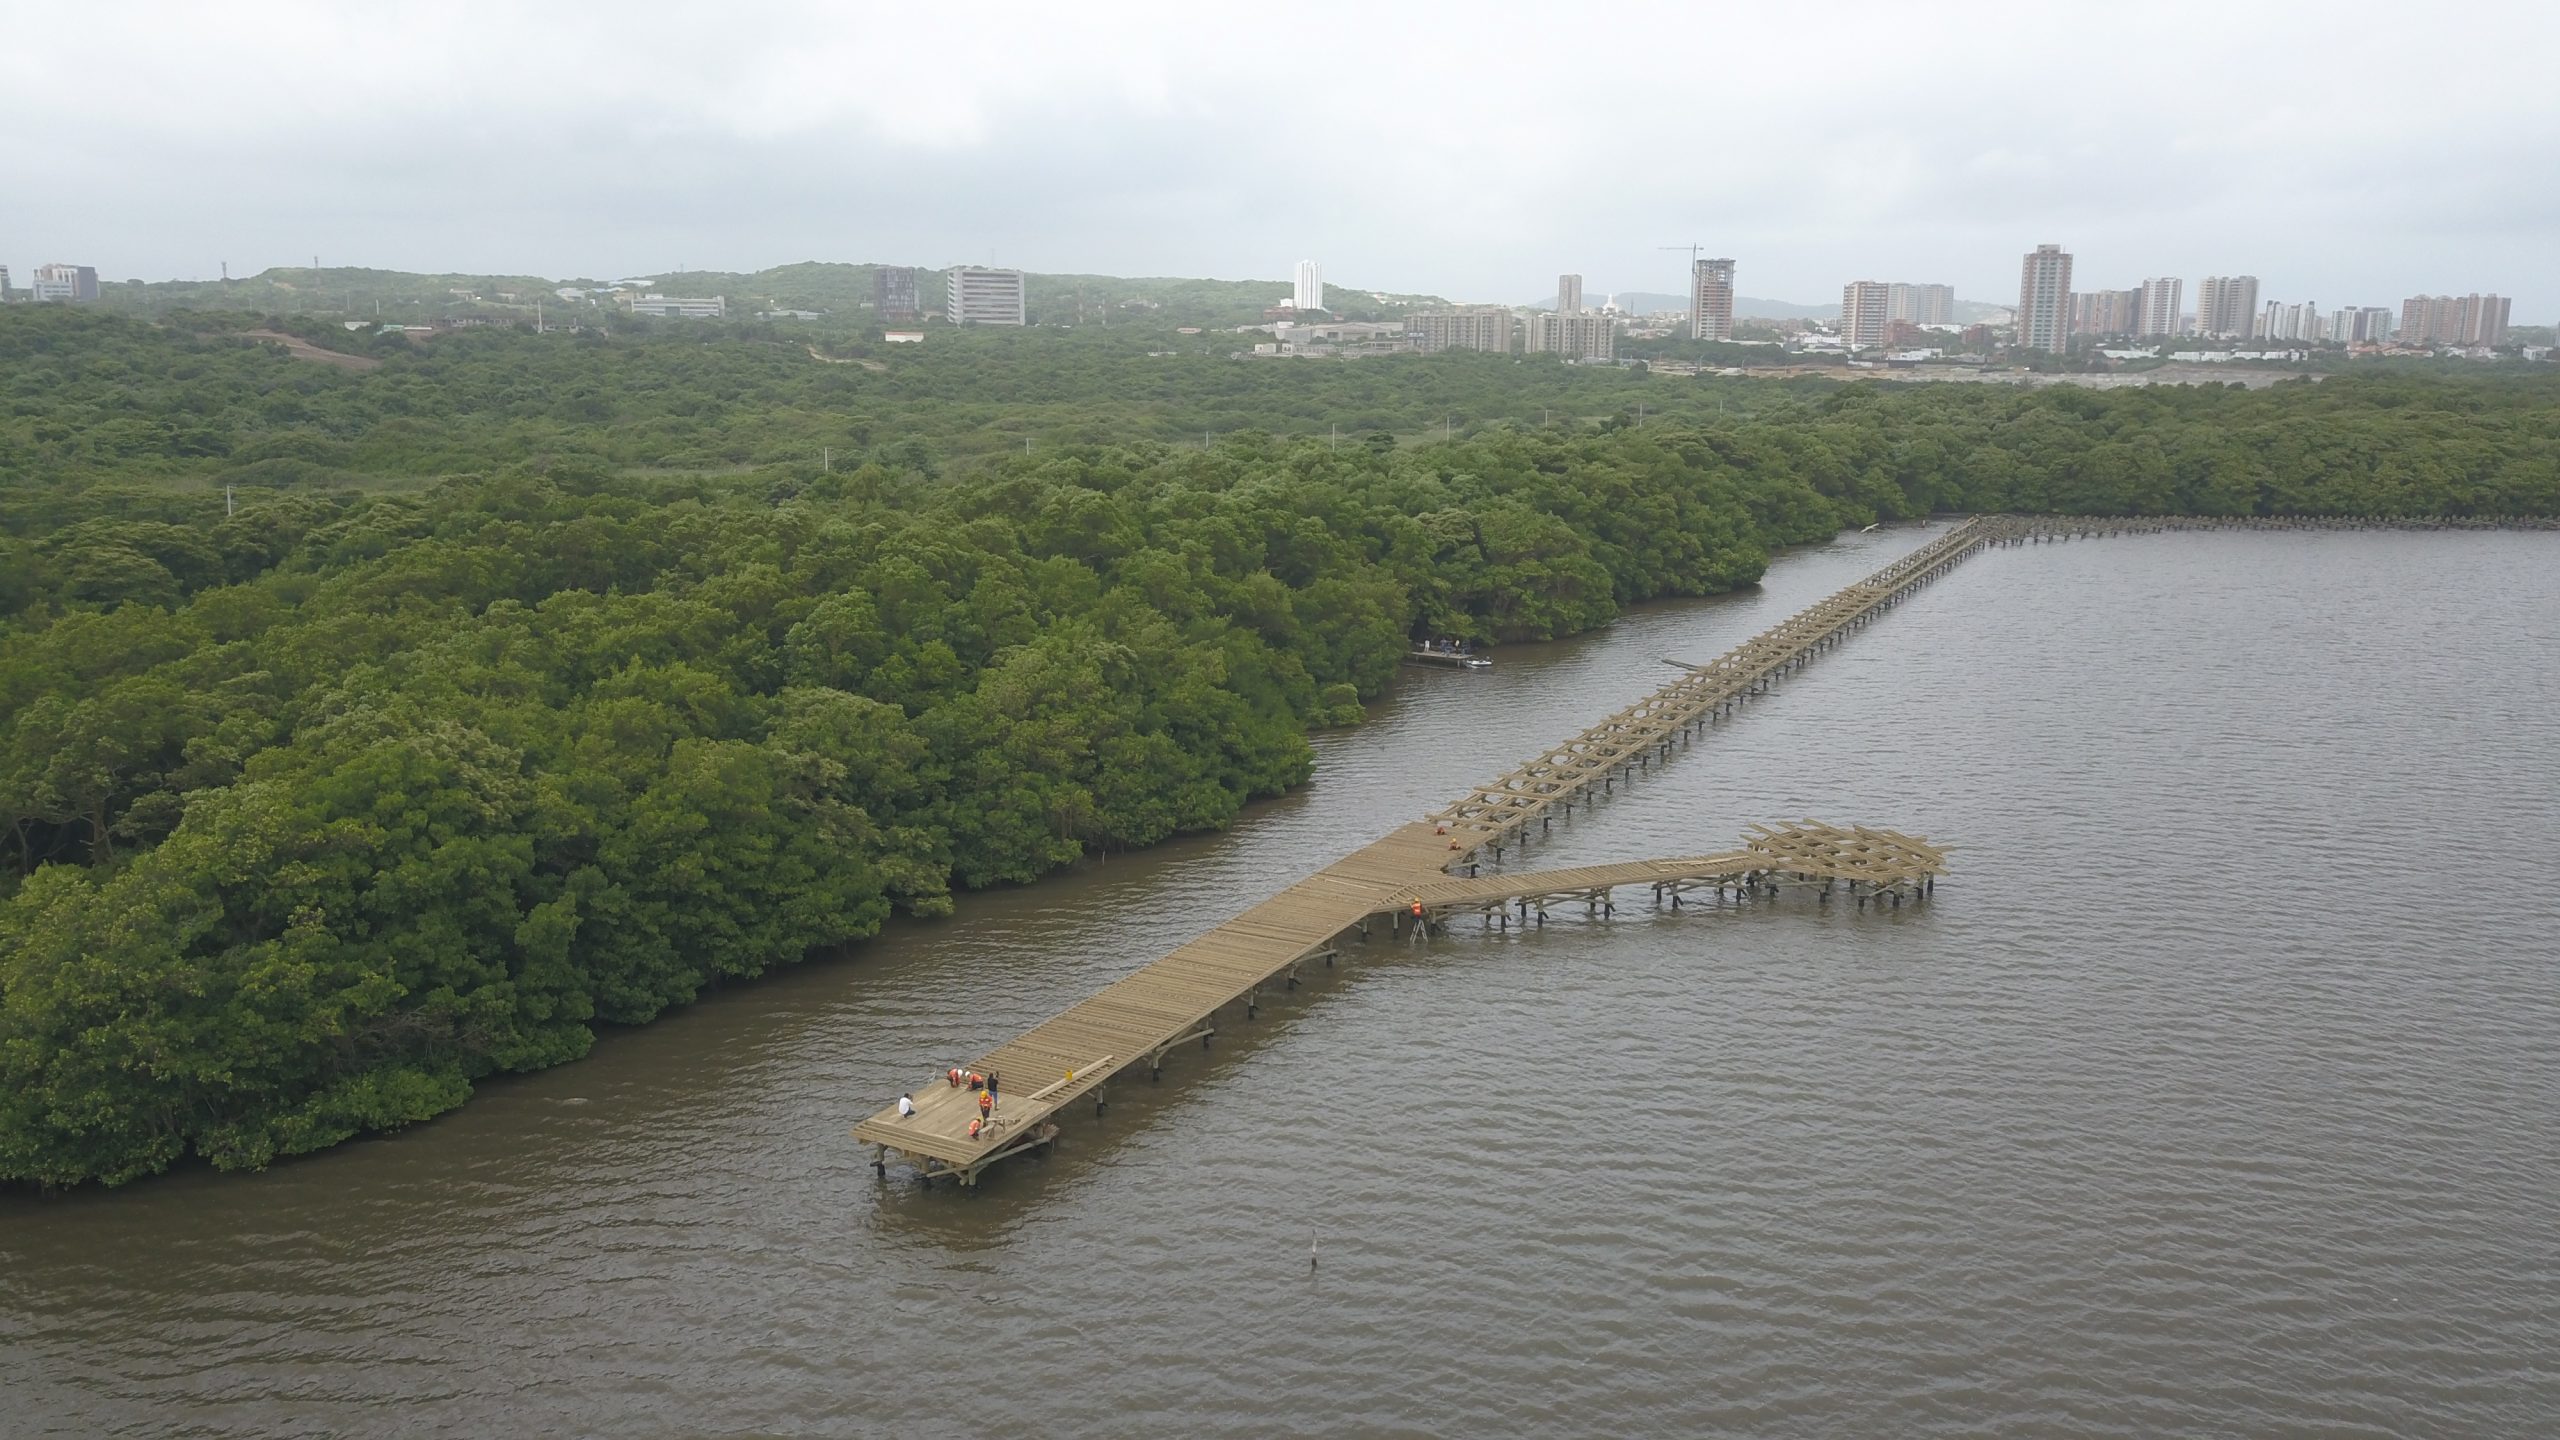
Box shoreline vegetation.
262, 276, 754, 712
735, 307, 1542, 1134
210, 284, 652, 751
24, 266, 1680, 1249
4, 306, 2556, 1188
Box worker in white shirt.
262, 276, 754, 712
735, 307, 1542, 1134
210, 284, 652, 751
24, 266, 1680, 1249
897, 1093, 916, 1118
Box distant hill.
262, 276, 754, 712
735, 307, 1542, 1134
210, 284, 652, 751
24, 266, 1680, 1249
91, 262, 1449, 329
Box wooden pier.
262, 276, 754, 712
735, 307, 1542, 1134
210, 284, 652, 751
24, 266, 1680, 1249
1427, 518, 1996, 854
1404, 821, 1950, 927
851, 526, 1986, 1187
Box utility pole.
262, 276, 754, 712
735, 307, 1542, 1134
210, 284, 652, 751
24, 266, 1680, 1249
823, 447, 831, 473
224, 485, 235, 518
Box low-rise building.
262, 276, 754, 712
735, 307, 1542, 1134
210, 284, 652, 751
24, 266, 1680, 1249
628, 294, 725, 319
31, 263, 99, 302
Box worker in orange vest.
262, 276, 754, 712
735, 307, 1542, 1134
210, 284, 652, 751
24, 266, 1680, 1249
978, 1090, 993, 1120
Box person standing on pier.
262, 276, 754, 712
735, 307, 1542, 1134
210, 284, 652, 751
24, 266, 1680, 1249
978, 1090, 993, 1123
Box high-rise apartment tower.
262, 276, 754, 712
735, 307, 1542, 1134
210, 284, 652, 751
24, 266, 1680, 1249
1406, 307, 1515, 354
2016, 244, 2073, 351
2399, 293, 2510, 346
1840, 280, 1892, 349
1885, 282, 1954, 325
1293, 260, 1324, 313
1556, 273, 1583, 315
946, 266, 1027, 326
873, 266, 922, 324
2070, 289, 2138, 338
2137, 278, 2184, 337
1524, 310, 1615, 360
2195, 276, 2259, 338
1690, 257, 1736, 342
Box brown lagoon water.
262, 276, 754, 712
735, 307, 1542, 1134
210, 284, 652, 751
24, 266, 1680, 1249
4, 527, 2556, 1438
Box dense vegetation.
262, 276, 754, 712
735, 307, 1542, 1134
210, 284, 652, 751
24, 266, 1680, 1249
3, 303, 2555, 1186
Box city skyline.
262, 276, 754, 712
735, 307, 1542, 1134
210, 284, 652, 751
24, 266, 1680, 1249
3, 2, 2551, 316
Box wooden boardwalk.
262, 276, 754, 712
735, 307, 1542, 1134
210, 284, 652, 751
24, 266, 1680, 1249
852, 525, 1990, 1185
1428, 519, 1995, 852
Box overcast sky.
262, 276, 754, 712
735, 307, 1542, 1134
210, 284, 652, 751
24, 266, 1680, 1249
5, 1, 2553, 314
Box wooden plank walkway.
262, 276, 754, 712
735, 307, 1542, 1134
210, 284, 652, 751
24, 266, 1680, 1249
851, 524, 1996, 1185
1428, 519, 1996, 851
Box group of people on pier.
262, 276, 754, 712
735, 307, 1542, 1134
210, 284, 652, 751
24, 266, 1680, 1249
889, 1066, 1003, 1140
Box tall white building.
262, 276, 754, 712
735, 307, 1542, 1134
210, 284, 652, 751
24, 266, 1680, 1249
2256, 300, 2321, 342
0, 265, 10, 297
2328, 307, 2394, 344
1690, 257, 1736, 341
1886, 282, 1955, 325
1556, 273, 1583, 315
947, 266, 1027, 326
1840, 280, 1892, 349
1292, 260, 1324, 313
2015, 244, 2073, 351
2195, 276, 2260, 338
2137, 277, 2184, 337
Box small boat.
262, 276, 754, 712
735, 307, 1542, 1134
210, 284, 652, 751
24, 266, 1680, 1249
1406, 647, 1492, 670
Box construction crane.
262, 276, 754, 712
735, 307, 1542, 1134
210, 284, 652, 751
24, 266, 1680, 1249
1661, 243, 1706, 306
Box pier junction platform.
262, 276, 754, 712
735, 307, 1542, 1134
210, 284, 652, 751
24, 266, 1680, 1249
854, 519, 1996, 1186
